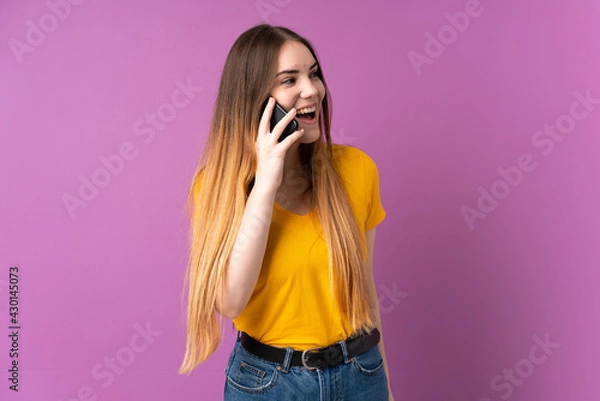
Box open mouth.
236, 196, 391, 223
296, 106, 318, 124
296, 111, 316, 121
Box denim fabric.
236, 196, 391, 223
223, 335, 389, 401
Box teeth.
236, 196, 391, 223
297, 106, 316, 115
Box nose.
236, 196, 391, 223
299, 76, 319, 98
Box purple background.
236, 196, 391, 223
2, 0, 599, 400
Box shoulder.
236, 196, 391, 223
332, 143, 363, 165
331, 144, 380, 177
330, 144, 386, 230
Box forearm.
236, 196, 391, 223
377, 322, 393, 399
372, 300, 394, 399
216, 183, 276, 318
363, 227, 394, 399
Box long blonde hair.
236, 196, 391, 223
179, 24, 374, 374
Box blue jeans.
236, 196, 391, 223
223, 334, 389, 400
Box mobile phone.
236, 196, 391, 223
261, 99, 299, 143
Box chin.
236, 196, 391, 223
299, 131, 320, 143
298, 124, 321, 143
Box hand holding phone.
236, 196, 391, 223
260, 99, 299, 143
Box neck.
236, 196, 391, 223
280, 142, 310, 195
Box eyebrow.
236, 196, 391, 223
275, 61, 318, 77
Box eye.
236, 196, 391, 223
281, 77, 296, 85
309, 70, 319, 79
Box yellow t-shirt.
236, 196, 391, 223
232, 144, 386, 349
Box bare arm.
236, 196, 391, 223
365, 227, 395, 401
215, 97, 305, 319
215, 183, 277, 318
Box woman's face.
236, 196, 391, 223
270, 41, 326, 143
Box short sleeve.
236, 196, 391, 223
192, 169, 205, 201
362, 151, 386, 231
188, 169, 205, 221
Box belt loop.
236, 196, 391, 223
236, 330, 241, 340
337, 339, 351, 363
281, 347, 294, 373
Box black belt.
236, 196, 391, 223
239, 328, 380, 370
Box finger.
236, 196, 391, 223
279, 128, 305, 148
272, 107, 298, 138
259, 97, 275, 135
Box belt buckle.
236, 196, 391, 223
301, 347, 322, 370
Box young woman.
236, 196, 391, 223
179, 24, 393, 400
